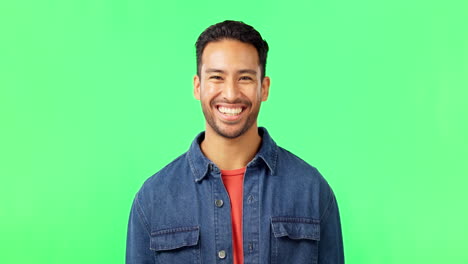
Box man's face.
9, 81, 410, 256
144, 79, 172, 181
194, 39, 270, 139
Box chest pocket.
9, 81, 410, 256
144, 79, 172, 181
150, 226, 200, 264
271, 217, 320, 264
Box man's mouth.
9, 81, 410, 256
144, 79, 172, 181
214, 104, 248, 122
217, 106, 244, 116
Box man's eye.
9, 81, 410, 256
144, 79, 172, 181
210, 76, 223, 80
240, 76, 252, 81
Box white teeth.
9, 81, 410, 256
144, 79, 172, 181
218, 106, 243, 115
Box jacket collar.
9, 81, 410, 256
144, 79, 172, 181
187, 127, 278, 182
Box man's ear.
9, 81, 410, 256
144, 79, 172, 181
261, 76, 270, 102
193, 74, 201, 100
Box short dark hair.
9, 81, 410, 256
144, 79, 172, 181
195, 20, 269, 79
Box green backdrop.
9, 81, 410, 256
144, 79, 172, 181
1, 0, 467, 263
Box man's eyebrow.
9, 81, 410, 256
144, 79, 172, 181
205, 68, 225, 74
238, 69, 257, 75
205, 69, 257, 75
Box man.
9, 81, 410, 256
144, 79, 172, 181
126, 20, 344, 264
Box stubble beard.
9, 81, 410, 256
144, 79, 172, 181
201, 100, 260, 139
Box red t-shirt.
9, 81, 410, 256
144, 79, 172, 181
221, 167, 246, 264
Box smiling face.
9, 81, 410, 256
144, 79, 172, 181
194, 39, 270, 139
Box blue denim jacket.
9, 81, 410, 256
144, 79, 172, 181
126, 127, 344, 264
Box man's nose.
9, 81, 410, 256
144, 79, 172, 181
222, 79, 240, 101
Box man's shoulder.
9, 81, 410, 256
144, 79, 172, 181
139, 151, 191, 191
276, 146, 320, 176
275, 145, 335, 208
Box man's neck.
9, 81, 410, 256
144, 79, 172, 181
200, 124, 262, 170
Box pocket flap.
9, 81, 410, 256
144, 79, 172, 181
150, 226, 200, 251
271, 217, 320, 240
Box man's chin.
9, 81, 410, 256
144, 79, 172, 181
214, 128, 245, 139
211, 123, 251, 139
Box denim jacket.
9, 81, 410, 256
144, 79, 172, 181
126, 127, 344, 264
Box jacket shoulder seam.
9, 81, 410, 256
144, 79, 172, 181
135, 192, 151, 236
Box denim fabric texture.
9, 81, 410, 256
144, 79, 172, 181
126, 127, 344, 264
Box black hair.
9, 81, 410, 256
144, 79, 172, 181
195, 20, 269, 79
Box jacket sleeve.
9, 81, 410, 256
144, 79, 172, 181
126, 193, 154, 264
318, 186, 345, 264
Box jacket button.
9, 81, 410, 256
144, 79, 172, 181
218, 250, 226, 259
215, 199, 224, 207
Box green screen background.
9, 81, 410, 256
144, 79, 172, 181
1, 0, 467, 263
